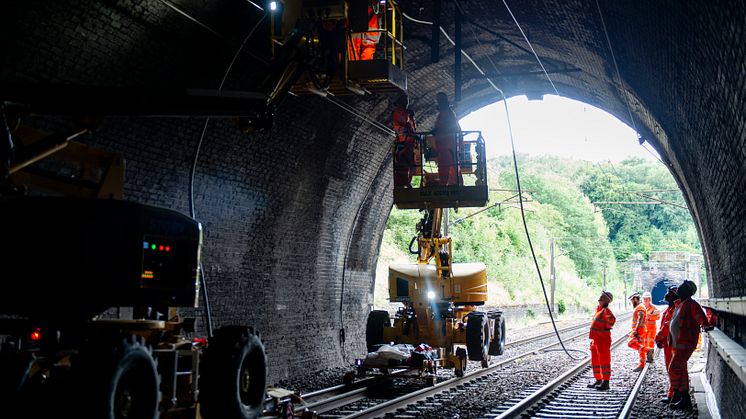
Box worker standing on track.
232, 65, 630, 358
628, 292, 648, 371
642, 291, 662, 363
668, 279, 712, 411
588, 290, 616, 391
655, 285, 679, 404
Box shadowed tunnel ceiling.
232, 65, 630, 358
1, 0, 744, 388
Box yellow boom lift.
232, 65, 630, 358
362, 130, 506, 379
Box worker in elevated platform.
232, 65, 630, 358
392, 94, 417, 188
628, 292, 647, 371
348, 3, 381, 61
655, 285, 679, 404
432, 92, 462, 186
668, 280, 712, 411
588, 290, 616, 391
643, 291, 662, 363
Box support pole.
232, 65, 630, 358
550, 239, 556, 313
454, 4, 462, 102
431, 0, 441, 63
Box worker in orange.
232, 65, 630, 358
642, 291, 662, 363
668, 280, 712, 411
588, 290, 616, 391
627, 292, 648, 371
654, 285, 680, 404
392, 94, 418, 188
432, 92, 462, 186
348, 2, 381, 61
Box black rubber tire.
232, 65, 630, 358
200, 326, 267, 419
454, 347, 467, 377
465, 312, 490, 361
366, 310, 391, 353
488, 314, 506, 356
78, 334, 160, 419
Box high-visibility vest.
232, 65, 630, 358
434, 109, 461, 152
589, 305, 616, 340
670, 298, 708, 349
655, 304, 676, 347
646, 305, 661, 327
631, 304, 647, 335
392, 106, 416, 142
363, 7, 380, 44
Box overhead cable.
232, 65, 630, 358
498, 0, 560, 96
324, 95, 394, 136
186, 11, 267, 338
402, 9, 581, 360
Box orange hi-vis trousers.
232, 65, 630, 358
669, 346, 696, 392
591, 338, 612, 380
663, 345, 674, 398
638, 346, 648, 366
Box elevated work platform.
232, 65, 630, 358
393, 131, 489, 209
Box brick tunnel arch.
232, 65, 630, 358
1, 1, 744, 410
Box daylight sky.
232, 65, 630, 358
459, 95, 662, 163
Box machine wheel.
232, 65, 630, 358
454, 347, 467, 377
200, 326, 267, 419
465, 312, 490, 362
488, 313, 506, 356
78, 334, 160, 419
365, 310, 391, 353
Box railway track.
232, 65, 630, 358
493, 334, 649, 419
314, 317, 634, 418
262, 314, 636, 419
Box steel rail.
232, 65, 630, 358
496, 335, 629, 419
618, 359, 650, 418
285, 314, 630, 418
340, 327, 598, 419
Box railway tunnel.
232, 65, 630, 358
1, 0, 744, 417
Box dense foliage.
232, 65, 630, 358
379, 155, 702, 311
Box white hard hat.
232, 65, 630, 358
642, 291, 652, 299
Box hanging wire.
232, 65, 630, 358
185, 11, 267, 338
402, 8, 582, 360
324, 95, 394, 136
158, 0, 268, 65
496, 0, 560, 96
189, 12, 268, 219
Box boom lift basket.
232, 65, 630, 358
394, 130, 489, 209
271, 0, 407, 96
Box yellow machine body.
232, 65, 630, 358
388, 262, 488, 305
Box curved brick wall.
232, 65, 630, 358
2, 3, 744, 404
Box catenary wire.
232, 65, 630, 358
324, 95, 394, 136
402, 10, 582, 360
498, 0, 560, 96
158, 0, 268, 65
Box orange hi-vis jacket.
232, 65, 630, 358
392, 105, 417, 143
589, 305, 616, 340
644, 305, 661, 349
655, 303, 677, 347
669, 298, 708, 349
631, 304, 647, 337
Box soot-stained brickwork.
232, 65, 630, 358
1, 1, 745, 405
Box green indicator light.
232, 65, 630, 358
151, 244, 156, 250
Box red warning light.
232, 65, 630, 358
159, 245, 164, 251
30, 328, 42, 341
165, 246, 171, 252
